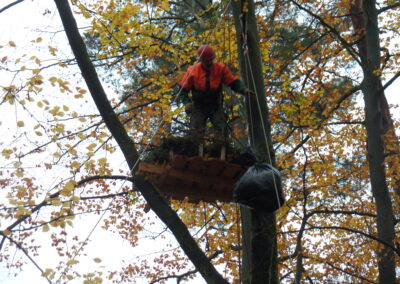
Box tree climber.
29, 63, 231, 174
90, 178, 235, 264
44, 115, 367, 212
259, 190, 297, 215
179, 45, 252, 153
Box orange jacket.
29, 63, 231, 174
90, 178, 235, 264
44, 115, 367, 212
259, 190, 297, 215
180, 62, 237, 93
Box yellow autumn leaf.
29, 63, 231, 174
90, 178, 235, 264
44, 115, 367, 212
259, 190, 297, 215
42, 224, 50, 232
2, 149, 13, 158
71, 195, 80, 203
60, 180, 76, 196
87, 143, 97, 151
15, 169, 24, 177
66, 180, 77, 190
42, 268, 53, 277
77, 132, 85, 139
66, 259, 79, 266
51, 198, 62, 206
71, 161, 80, 168
98, 157, 107, 166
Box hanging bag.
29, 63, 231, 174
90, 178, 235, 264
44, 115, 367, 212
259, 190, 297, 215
234, 163, 284, 212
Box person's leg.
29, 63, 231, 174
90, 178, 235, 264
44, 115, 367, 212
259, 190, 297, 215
189, 105, 207, 156
209, 104, 228, 159
209, 104, 227, 142
190, 105, 207, 139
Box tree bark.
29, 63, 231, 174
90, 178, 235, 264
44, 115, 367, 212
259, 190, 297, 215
350, 0, 400, 199
232, 1, 279, 283
54, 1, 228, 283
356, 0, 396, 282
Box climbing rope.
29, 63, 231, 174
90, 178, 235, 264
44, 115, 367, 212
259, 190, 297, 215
238, 3, 296, 282
240, 7, 282, 210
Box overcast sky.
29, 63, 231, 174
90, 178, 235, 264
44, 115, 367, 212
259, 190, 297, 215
0, 1, 399, 283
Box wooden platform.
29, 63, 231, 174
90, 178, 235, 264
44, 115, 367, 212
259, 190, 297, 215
137, 155, 245, 203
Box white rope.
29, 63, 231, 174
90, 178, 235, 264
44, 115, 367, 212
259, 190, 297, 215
238, 8, 282, 210
243, 52, 283, 209
239, 5, 296, 282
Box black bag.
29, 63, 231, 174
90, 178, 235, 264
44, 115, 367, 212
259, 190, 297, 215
233, 147, 258, 167
234, 163, 284, 212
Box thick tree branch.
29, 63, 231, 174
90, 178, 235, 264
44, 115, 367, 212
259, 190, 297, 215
383, 71, 400, 91
53, 1, 228, 283
78, 175, 134, 185
378, 3, 400, 14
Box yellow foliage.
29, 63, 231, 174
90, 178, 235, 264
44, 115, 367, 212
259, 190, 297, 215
0, 0, 398, 283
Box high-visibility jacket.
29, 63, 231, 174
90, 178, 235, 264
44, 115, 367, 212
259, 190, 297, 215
179, 62, 240, 105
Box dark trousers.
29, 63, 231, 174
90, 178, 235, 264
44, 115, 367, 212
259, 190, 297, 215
190, 103, 226, 142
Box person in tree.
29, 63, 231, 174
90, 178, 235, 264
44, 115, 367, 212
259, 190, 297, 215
179, 44, 252, 144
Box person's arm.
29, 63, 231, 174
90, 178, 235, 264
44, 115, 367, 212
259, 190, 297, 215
179, 87, 191, 104
229, 79, 246, 94
229, 79, 254, 96
178, 67, 193, 104
222, 64, 253, 96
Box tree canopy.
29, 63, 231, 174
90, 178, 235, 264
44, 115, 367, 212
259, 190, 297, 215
0, 0, 399, 283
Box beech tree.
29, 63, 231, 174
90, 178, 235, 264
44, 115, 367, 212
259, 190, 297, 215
0, 0, 399, 283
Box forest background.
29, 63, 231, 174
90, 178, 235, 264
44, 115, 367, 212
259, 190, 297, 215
0, 0, 399, 283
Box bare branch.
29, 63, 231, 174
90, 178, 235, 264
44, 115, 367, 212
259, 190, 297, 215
149, 250, 223, 284
289, 0, 361, 65
0, 0, 25, 14
1, 235, 51, 283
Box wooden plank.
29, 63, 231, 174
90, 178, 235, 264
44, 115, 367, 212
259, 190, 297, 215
187, 156, 206, 173
196, 178, 213, 193
205, 159, 226, 176
170, 154, 188, 169
186, 156, 206, 190
220, 164, 245, 179
159, 165, 172, 185
137, 162, 165, 175
137, 157, 245, 203
164, 168, 234, 188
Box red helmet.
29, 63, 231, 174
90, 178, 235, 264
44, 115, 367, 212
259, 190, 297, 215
197, 45, 215, 61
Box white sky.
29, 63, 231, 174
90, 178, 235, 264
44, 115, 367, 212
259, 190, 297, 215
0, 0, 399, 283
0, 1, 208, 283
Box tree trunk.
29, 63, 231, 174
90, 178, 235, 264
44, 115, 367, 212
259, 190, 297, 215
357, 1, 396, 282
231, 1, 279, 283
350, 0, 400, 199
54, 1, 229, 283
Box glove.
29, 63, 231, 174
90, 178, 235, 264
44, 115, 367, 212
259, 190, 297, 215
185, 102, 193, 115
243, 89, 255, 96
